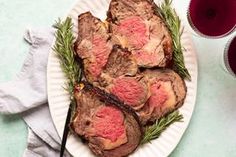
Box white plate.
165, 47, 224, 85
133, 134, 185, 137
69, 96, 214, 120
47, 0, 198, 156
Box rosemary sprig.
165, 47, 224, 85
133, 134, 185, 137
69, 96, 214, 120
157, 0, 191, 80
53, 17, 82, 115
141, 110, 183, 144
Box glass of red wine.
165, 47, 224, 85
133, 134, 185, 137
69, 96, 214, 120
222, 36, 236, 77
187, 0, 236, 38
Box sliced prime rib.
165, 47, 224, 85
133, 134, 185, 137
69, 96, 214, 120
138, 69, 187, 124
107, 0, 173, 68
71, 82, 142, 157
107, 75, 150, 110
102, 45, 138, 78
74, 12, 112, 83
96, 46, 185, 124
97, 46, 149, 110
99, 45, 138, 87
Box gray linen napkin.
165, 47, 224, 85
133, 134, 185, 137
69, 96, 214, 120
0, 28, 71, 157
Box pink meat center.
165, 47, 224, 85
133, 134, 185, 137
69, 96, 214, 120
111, 78, 145, 106
89, 35, 110, 78
93, 106, 125, 142
149, 82, 168, 108
133, 51, 159, 66
117, 16, 148, 49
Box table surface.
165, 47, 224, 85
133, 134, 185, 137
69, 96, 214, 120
0, 0, 236, 157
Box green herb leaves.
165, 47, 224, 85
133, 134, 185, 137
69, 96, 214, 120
53, 17, 82, 124
141, 110, 183, 144
158, 0, 191, 80
53, 17, 82, 98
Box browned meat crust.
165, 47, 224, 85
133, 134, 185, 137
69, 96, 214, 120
71, 82, 142, 157
74, 12, 112, 83
107, 0, 173, 68
138, 69, 187, 124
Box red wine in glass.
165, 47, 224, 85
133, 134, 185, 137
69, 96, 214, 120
224, 36, 236, 77
188, 0, 236, 38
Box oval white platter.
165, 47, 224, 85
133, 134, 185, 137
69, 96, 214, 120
47, 0, 198, 156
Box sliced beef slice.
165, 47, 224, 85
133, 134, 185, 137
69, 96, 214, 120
99, 45, 138, 86
103, 45, 138, 78
72, 82, 142, 157
98, 46, 148, 110
74, 12, 112, 82
107, 0, 173, 68
138, 69, 187, 124
108, 76, 150, 110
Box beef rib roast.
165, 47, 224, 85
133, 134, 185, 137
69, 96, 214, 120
107, 0, 173, 68
138, 69, 187, 124
71, 82, 142, 157
74, 12, 112, 83
71, 0, 188, 156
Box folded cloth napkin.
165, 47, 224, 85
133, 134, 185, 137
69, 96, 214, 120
0, 28, 71, 157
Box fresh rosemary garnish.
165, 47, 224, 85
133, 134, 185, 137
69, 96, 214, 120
141, 110, 183, 144
53, 17, 82, 113
157, 0, 191, 80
